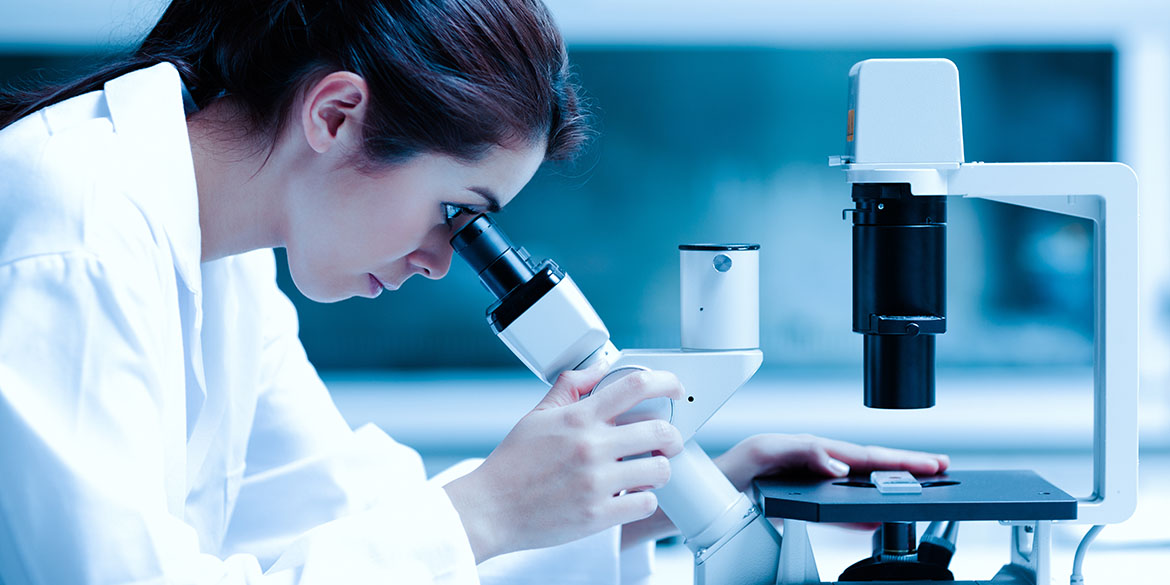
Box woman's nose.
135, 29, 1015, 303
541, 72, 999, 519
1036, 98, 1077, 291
424, 248, 452, 279
407, 247, 452, 280
408, 223, 460, 280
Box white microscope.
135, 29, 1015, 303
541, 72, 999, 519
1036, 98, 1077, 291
451, 215, 781, 583
450, 58, 1139, 585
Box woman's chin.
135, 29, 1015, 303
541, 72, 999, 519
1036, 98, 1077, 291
288, 272, 351, 304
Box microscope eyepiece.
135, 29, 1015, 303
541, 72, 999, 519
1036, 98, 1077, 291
450, 213, 610, 382
451, 214, 537, 300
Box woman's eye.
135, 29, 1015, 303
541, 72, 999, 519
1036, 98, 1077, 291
443, 203, 476, 227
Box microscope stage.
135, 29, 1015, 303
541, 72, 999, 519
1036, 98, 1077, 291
755, 470, 1076, 523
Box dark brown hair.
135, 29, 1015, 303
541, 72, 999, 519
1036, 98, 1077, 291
0, 0, 588, 163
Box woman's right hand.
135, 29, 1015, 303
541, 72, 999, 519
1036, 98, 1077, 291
443, 364, 685, 563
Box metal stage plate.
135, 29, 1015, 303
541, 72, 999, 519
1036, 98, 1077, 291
754, 470, 1076, 523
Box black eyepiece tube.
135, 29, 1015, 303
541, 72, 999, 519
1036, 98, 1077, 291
851, 183, 946, 409
450, 214, 536, 300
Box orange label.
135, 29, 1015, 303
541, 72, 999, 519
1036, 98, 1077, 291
847, 109, 855, 142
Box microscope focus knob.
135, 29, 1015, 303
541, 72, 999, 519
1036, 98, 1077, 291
588, 366, 674, 426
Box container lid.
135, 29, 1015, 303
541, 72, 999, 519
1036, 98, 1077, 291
678, 243, 760, 251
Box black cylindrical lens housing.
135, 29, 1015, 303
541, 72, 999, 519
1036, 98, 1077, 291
852, 183, 946, 409
880, 522, 917, 555
451, 214, 535, 300
864, 335, 936, 409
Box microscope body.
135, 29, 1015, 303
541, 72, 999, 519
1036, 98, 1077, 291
453, 221, 783, 585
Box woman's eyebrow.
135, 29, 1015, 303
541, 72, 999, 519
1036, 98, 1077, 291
468, 187, 502, 212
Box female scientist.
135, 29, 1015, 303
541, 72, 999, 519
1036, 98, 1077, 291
0, 0, 949, 583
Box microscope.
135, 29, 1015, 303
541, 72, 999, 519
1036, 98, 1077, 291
452, 215, 781, 583
451, 59, 1138, 585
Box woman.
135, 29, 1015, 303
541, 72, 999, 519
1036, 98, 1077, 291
0, 1, 948, 583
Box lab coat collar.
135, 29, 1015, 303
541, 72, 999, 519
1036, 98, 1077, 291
102, 63, 203, 294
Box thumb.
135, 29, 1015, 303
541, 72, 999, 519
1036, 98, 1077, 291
535, 361, 609, 410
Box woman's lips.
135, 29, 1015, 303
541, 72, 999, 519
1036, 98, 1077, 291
368, 274, 385, 298
368, 273, 399, 298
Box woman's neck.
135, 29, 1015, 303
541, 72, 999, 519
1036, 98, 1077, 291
187, 100, 289, 263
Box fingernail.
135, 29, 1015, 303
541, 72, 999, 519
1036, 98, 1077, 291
828, 458, 850, 476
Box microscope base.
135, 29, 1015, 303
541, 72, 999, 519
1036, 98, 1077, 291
755, 470, 1069, 585
693, 512, 782, 585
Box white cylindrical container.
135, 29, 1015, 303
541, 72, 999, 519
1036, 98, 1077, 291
679, 243, 759, 350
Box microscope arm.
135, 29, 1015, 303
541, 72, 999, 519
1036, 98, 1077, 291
515, 306, 786, 584
844, 160, 1140, 525
608, 349, 762, 438
602, 349, 788, 585
950, 161, 1139, 525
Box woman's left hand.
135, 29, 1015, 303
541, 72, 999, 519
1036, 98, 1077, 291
714, 433, 950, 492
622, 434, 949, 547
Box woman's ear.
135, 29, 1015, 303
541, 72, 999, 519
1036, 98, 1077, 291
301, 72, 369, 154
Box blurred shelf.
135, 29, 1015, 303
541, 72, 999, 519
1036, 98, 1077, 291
325, 367, 1169, 457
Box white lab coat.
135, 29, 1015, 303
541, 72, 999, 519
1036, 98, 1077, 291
0, 63, 653, 585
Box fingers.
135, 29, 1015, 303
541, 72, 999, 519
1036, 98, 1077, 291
806, 445, 852, 478
605, 490, 660, 526
820, 439, 949, 476
718, 434, 951, 490
603, 419, 684, 459
536, 362, 610, 410
608, 455, 672, 494
936, 453, 951, 472
588, 370, 685, 422
754, 434, 852, 478
754, 434, 948, 476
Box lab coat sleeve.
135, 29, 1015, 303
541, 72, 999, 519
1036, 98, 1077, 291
0, 252, 272, 584
0, 251, 472, 585
219, 255, 478, 583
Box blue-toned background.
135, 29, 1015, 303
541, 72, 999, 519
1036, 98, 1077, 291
274, 49, 1108, 372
